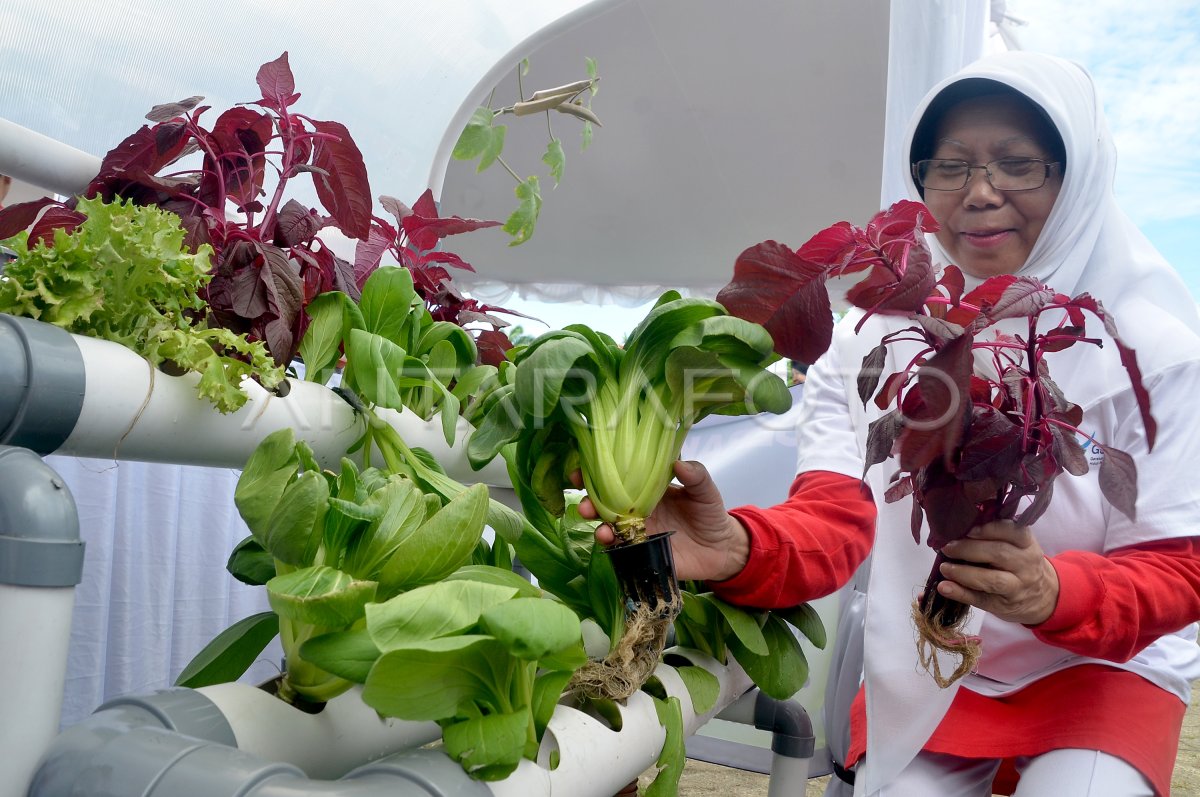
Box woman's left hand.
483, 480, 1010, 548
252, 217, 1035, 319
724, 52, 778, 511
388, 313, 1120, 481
937, 520, 1060, 626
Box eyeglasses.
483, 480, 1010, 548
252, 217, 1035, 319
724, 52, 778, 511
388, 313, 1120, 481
912, 158, 1060, 192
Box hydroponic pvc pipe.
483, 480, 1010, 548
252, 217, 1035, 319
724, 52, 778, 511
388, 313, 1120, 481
0, 313, 510, 486
0, 117, 99, 198
28, 688, 490, 797
30, 651, 754, 797
0, 447, 84, 797
487, 649, 755, 797
197, 682, 442, 780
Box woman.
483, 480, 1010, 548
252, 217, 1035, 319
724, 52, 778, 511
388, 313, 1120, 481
587, 52, 1200, 795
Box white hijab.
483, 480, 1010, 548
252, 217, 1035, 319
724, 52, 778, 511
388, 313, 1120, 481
853, 51, 1200, 794
908, 50, 1200, 336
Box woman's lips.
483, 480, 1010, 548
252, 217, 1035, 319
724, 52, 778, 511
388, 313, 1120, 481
961, 229, 1013, 248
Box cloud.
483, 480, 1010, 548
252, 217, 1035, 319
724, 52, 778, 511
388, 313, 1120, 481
1005, 0, 1200, 225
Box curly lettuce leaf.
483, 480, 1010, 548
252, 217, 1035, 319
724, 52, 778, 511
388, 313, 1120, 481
0, 195, 282, 412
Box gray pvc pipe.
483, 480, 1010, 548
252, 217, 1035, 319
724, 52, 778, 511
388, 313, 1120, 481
0, 445, 84, 588
0, 313, 86, 454
29, 688, 492, 797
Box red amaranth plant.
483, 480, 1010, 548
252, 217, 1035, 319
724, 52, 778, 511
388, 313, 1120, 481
0, 53, 519, 370
718, 201, 1154, 685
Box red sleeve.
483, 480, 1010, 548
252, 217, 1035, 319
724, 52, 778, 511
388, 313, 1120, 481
707, 470, 876, 609
1032, 537, 1200, 662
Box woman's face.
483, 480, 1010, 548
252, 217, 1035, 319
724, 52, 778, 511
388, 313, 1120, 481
921, 95, 1063, 279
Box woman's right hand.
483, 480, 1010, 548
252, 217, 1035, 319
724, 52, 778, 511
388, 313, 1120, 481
579, 460, 751, 583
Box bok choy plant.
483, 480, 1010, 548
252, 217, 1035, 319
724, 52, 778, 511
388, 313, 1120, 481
467, 290, 792, 699
177, 427, 491, 705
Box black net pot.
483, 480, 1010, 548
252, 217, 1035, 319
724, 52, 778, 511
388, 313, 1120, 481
603, 531, 681, 619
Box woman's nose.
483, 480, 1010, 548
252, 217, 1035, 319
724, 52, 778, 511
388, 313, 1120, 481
962, 167, 1004, 207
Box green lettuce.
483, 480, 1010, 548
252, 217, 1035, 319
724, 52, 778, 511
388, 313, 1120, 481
0, 195, 282, 412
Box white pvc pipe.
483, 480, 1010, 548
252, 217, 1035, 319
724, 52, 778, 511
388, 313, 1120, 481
58, 333, 511, 486
0, 584, 75, 797
488, 651, 754, 797
197, 682, 442, 781
0, 117, 100, 198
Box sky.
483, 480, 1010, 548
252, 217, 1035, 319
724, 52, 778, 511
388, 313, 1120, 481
506, 0, 1200, 340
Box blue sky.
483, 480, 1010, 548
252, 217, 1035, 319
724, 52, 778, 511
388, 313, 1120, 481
510, 1, 1200, 339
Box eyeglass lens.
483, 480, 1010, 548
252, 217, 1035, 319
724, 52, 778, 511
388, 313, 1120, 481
916, 159, 1052, 191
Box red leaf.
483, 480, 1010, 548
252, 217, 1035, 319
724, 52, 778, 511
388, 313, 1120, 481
716, 240, 833, 364
866, 199, 940, 240
1114, 339, 1156, 450
199, 107, 273, 209
794, 221, 858, 270
873, 370, 908, 410
87, 125, 190, 195
858, 344, 887, 406
934, 265, 965, 307
379, 195, 413, 226
145, 96, 204, 123
28, 206, 87, 246
476, 329, 514, 367
956, 406, 1024, 481
0, 198, 59, 240
256, 52, 296, 111
979, 276, 1056, 323
401, 211, 501, 252
353, 224, 392, 288
417, 248, 476, 272
310, 120, 372, 240
919, 463, 979, 549
1097, 444, 1138, 521
273, 199, 321, 247
863, 409, 902, 477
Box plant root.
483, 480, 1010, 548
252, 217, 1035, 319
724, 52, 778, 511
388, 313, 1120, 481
570, 594, 682, 700
911, 598, 981, 688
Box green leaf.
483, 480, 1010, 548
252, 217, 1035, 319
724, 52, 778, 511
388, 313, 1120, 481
342, 476, 426, 584
362, 635, 500, 720
542, 138, 565, 186
174, 612, 279, 688
728, 613, 810, 700
444, 565, 543, 599
226, 536, 276, 586
531, 669, 573, 738
267, 566, 377, 628
345, 329, 407, 410
673, 664, 721, 715
478, 598, 582, 661
453, 107, 499, 161
365, 579, 519, 650
706, 595, 769, 656
503, 175, 542, 246
478, 124, 507, 173
298, 291, 348, 383
234, 429, 299, 540
359, 266, 419, 345
441, 710, 528, 780
774, 603, 827, 649
374, 482, 489, 593
262, 470, 329, 566
538, 637, 588, 673
645, 696, 685, 797
299, 628, 382, 683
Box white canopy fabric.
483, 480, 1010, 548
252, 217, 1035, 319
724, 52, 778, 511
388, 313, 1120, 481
435, 0, 988, 306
